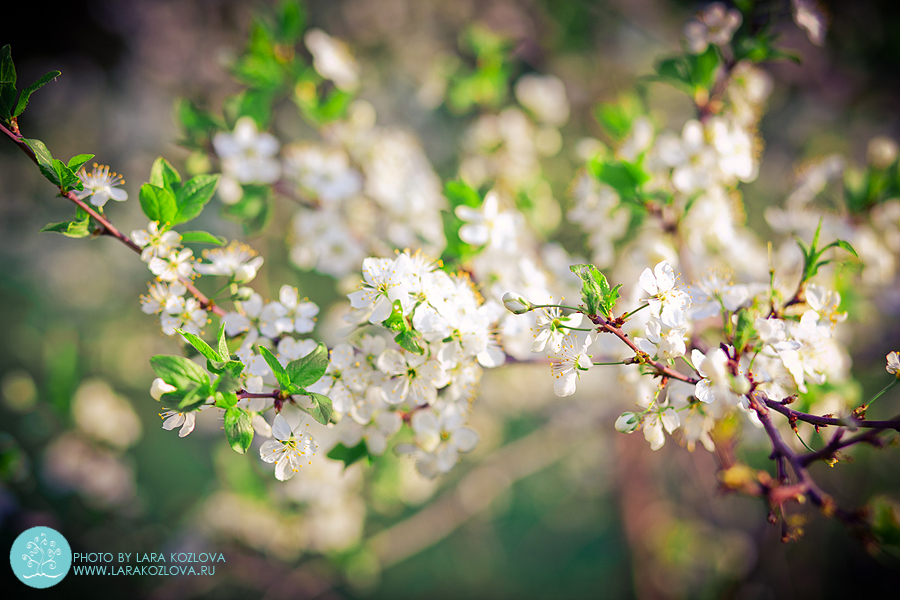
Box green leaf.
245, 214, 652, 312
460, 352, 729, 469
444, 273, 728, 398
52, 158, 81, 192
214, 372, 243, 394
382, 300, 407, 332
67, 153, 94, 173
570, 263, 615, 317
150, 354, 210, 389
23, 138, 59, 186
149, 157, 182, 196
173, 174, 219, 225
444, 180, 481, 208
39, 218, 91, 238
688, 46, 720, 91
304, 392, 334, 425
214, 391, 239, 409
286, 342, 329, 389
595, 94, 644, 142
275, 0, 305, 43
217, 323, 230, 362
179, 230, 226, 245
395, 330, 424, 355
224, 406, 254, 455
327, 441, 370, 469
0, 45, 16, 120
13, 69, 61, 118
176, 385, 208, 412
824, 239, 858, 258
139, 183, 178, 225
259, 346, 291, 390
176, 328, 221, 363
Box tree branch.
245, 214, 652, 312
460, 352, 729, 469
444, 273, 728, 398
2, 121, 225, 317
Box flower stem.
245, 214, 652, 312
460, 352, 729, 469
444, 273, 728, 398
859, 378, 899, 411
621, 303, 649, 320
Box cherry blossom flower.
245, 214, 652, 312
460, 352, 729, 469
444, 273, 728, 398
212, 117, 281, 204
304, 29, 360, 92
132, 221, 181, 262
454, 191, 520, 252
195, 241, 264, 283
683, 2, 742, 54
643, 404, 680, 451
149, 248, 195, 282
348, 254, 412, 324
548, 333, 595, 397
160, 409, 198, 437
887, 351, 900, 377
639, 261, 691, 327
377, 349, 450, 406
160, 297, 207, 336
259, 414, 317, 481
74, 164, 128, 208
532, 307, 583, 353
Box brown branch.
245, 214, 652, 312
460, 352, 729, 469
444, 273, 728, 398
2, 120, 225, 317
764, 397, 900, 431
748, 389, 862, 526
587, 313, 700, 385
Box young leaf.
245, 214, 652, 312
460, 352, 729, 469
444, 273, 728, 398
327, 441, 369, 469
0, 45, 16, 120
570, 264, 613, 317
217, 323, 230, 362
224, 406, 254, 455
823, 239, 858, 258
51, 158, 81, 192
304, 392, 334, 425
179, 230, 227, 245
176, 385, 207, 412
150, 354, 210, 389
40, 217, 91, 238
67, 153, 95, 173
149, 157, 182, 196
214, 390, 239, 409
139, 183, 178, 225
286, 342, 329, 388
176, 328, 221, 363
13, 69, 61, 118
395, 330, 424, 355
173, 174, 220, 225
23, 138, 59, 186
259, 346, 292, 390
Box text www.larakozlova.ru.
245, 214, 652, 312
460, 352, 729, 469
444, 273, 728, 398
71, 552, 225, 576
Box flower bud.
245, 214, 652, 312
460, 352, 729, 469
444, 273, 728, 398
731, 374, 751, 395
615, 412, 641, 433
234, 286, 254, 301
502, 292, 532, 314
150, 378, 177, 401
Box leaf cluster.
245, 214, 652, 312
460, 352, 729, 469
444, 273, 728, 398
569, 264, 621, 319
0, 45, 60, 124
796, 221, 857, 286
258, 344, 334, 425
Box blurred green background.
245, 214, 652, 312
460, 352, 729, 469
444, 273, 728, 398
2, 1, 900, 598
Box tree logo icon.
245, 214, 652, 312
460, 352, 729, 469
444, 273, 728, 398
9, 526, 72, 588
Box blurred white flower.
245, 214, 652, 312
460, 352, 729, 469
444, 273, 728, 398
304, 29, 360, 91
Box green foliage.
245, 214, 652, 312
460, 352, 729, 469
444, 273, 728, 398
868, 495, 900, 549
286, 342, 329, 389
648, 46, 721, 96
595, 94, 644, 143
441, 180, 483, 266
843, 157, 900, 213
256, 344, 333, 425
224, 406, 254, 455
796, 220, 858, 285
140, 158, 219, 227
589, 156, 650, 204
150, 354, 211, 411
570, 264, 621, 319
446, 25, 513, 114
382, 300, 424, 355
0, 45, 60, 123
179, 231, 227, 245
731, 309, 755, 355
327, 441, 370, 468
